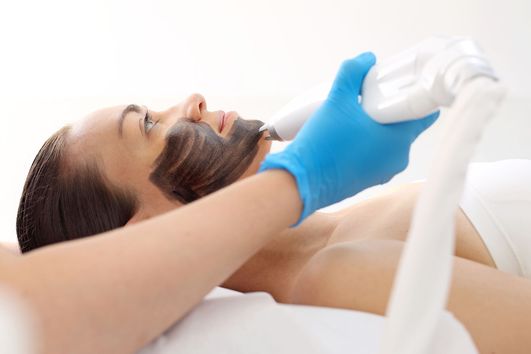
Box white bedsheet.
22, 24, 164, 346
137, 288, 477, 354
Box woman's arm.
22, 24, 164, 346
291, 239, 531, 354
1, 170, 301, 354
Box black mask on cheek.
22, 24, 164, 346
149, 117, 265, 203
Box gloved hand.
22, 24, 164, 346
259, 52, 439, 226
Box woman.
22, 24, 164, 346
13, 52, 531, 353
4, 52, 397, 354
17, 93, 530, 289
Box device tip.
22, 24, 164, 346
258, 124, 268, 133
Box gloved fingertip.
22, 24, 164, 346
425, 110, 440, 128
359, 51, 377, 63
329, 52, 378, 102
356, 51, 377, 71
430, 110, 441, 120
414, 110, 440, 136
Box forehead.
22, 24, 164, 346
70, 105, 125, 139
66, 105, 133, 165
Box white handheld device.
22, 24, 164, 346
259, 35, 497, 141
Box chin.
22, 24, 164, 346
258, 135, 272, 158
238, 137, 272, 179
255, 136, 272, 169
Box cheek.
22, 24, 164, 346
128, 138, 167, 180
105, 157, 148, 194
102, 143, 158, 195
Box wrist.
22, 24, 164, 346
259, 152, 314, 226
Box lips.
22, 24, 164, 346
218, 111, 226, 133
219, 111, 238, 133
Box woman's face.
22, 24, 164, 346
68, 93, 272, 222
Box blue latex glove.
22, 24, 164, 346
259, 52, 439, 226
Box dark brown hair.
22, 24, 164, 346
16, 126, 138, 253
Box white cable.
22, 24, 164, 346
379, 77, 506, 354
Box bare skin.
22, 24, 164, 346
327, 181, 496, 268
289, 239, 531, 354
223, 181, 497, 303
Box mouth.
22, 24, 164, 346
219, 111, 237, 133
217, 111, 225, 133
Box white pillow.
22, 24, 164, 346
137, 289, 478, 354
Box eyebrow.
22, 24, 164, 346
118, 104, 143, 138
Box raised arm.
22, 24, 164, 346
2, 170, 301, 354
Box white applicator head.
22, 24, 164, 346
258, 36, 497, 143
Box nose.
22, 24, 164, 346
183, 93, 206, 122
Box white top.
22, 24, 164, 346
460, 159, 531, 277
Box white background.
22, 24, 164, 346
0, 0, 530, 242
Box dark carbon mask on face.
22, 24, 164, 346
149, 117, 265, 203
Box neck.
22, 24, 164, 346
221, 211, 340, 302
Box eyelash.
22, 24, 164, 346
144, 110, 156, 134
